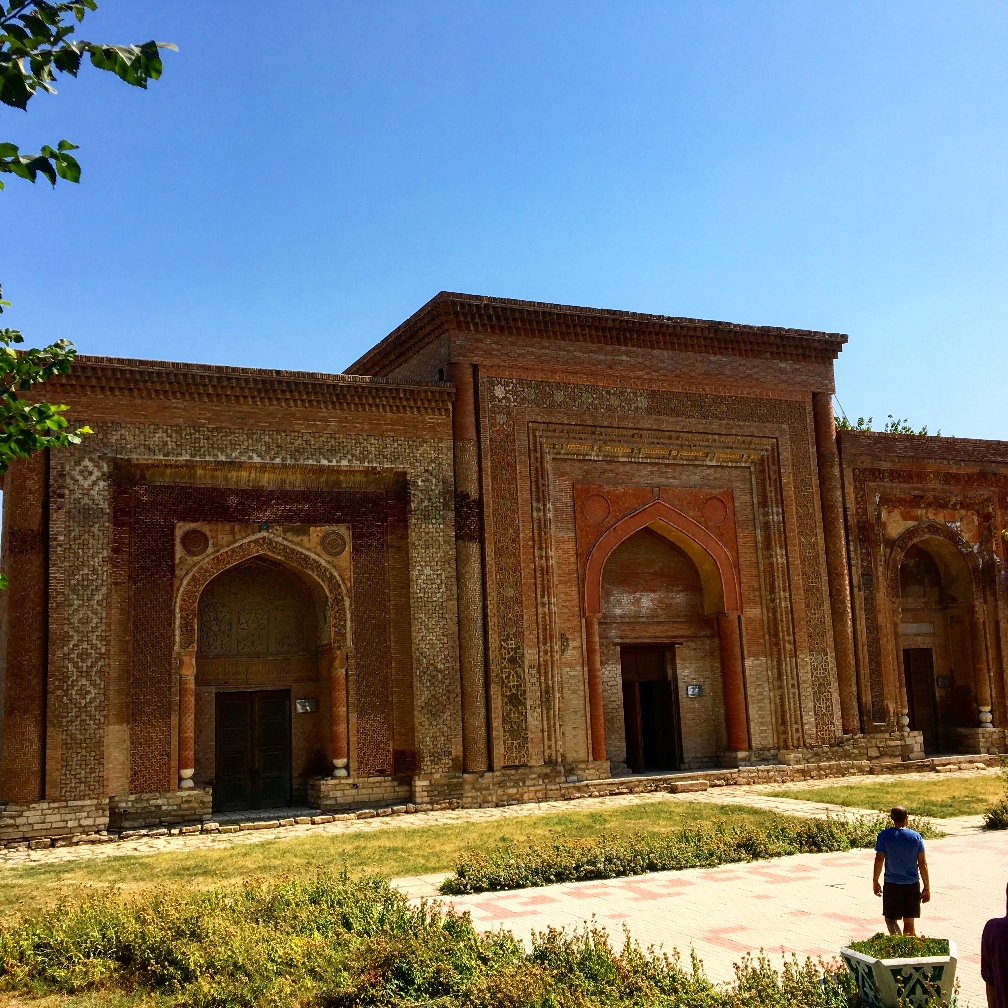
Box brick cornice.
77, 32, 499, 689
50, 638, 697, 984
345, 291, 849, 376
46, 355, 453, 415
839, 430, 1008, 467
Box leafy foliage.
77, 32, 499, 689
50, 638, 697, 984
440, 814, 941, 895
0, 317, 91, 473
0, 869, 862, 1008
984, 759, 1008, 829
1, 3, 172, 587
1, 0, 175, 188
836, 413, 939, 436
847, 933, 949, 959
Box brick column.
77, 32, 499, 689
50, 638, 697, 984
178, 650, 196, 789
0, 453, 48, 803
717, 613, 750, 752
812, 392, 860, 733
584, 613, 606, 761
329, 648, 349, 774
972, 605, 994, 728
448, 361, 489, 772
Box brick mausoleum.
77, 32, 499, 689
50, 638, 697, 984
1, 293, 1005, 841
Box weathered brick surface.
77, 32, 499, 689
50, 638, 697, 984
3, 293, 1007, 822
108, 788, 212, 829
0, 798, 108, 840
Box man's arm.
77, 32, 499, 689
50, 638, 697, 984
988, 982, 996, 1007
917, 852, 930, 903
873, 852, 885, 896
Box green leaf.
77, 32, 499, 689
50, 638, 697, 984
26, 154, 57, 186
0, 143, 18, 157
56, 139, 79, 152
55, 151, 80, 182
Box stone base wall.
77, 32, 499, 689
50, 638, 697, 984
775, 731, 926, 766
2, 741, 1000, 846
943, 727, 1008, 756
308, 775, 411, 811
0, 798, 108, 841
108, 789, 213, 830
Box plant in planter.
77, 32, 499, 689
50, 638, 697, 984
840, 934, 956, 1007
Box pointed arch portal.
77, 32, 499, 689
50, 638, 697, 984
580, 499, 748, 760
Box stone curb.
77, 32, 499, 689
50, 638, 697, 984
2, 756, 998, 850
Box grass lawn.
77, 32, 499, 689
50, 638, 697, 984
765, 774, 1005, 818
0, 800, 798, 923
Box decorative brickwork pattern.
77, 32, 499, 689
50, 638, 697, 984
480, 379, 837, 746
841, 436, 1008, 731
483, 400, 529, 766
53, 455, 111, 799
43, 421, 457, 800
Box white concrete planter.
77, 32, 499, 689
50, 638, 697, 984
840, 942, 957, 1008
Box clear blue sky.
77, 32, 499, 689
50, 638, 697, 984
3, 2, 1007, 437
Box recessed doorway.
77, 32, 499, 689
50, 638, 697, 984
214, 690, 292, 812
902, 648, 940, 754
620, 646, 683, 773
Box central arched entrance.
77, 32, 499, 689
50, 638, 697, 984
600, 528, 703, 771
582, 495, 748, 772
194, 557, 332, 811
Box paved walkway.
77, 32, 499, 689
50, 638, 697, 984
395, 830, 1006, 1008
0, 767, 996, 866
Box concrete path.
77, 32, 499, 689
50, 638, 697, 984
0, 767, 996, 866
395, 830, 1006, 1008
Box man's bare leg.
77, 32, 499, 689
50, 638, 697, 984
885, 917, 902, 935
902, 918, 917, 936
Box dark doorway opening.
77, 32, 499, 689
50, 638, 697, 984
620, 646, 683, 773
214, 690, 292, 812
902, 648, 940, 754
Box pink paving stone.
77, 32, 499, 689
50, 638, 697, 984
420, 833, 1006, 1008
617, 885, 675, 900
515, 893, 559, 907
700, 927, 757, 952
565, 887, 614, 901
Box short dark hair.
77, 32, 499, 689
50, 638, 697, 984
890, 806, 908, 824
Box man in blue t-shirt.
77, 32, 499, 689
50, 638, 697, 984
873, 806, 931, 935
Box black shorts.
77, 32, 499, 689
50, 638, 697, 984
883, 882, 921, 920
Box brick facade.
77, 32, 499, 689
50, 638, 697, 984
1, 293, 1005, 838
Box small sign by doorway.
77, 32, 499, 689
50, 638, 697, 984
295, 698, 317, 713
686, 684, 703, 698
935, 676, 951, 689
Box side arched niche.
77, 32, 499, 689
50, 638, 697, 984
174, 532, 352, 802
886, 521, 995, 749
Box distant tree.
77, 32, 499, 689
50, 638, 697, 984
836, 413, 940, 437
1, 1, 173, 587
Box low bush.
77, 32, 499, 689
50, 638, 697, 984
441, 814, 939, 895
983, 760, 1008, 830
984, 796, 1008, 829
847, 933, 949, 959
0, 870, 859, 1008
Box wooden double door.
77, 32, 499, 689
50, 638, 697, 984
620, 646, 683, 773
214, 690, 292, 812
903, 648, 940, 754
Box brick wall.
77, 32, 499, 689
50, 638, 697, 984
108, 788, 213, 829
308, 775, 411, 811
0, 798, 108, 841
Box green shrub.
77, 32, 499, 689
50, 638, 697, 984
847, 933, 949, 959
985, 796, 1008, 829
984, 760, 1008, 830
0, 870, 859, 1007
441, 815, 939, 895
